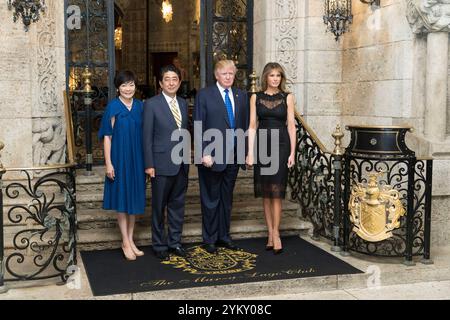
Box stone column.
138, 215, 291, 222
425, 32, 449, 141
407, 0, 450, 142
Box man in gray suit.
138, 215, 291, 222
143, 65, 190, 259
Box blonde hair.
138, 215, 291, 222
214, 59, 237, 74
260, 62, 288, 93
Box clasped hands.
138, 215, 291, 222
245, 154, 296, 169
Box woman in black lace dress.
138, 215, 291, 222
246, 63, 296, 254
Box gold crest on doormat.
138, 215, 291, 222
162, 246, 257, 275
349, 172, 406, 242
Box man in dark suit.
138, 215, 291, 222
143, 65, 190, 259
194, 60, 249, 253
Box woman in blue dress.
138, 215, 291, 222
98, 70, 146, 261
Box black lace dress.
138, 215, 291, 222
254, 91, 291, 199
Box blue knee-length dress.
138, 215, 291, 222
98, 98, 146, 215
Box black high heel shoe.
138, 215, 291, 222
265, 236, 274, 251
273, 248, 284, 255
273, 236, 283, 255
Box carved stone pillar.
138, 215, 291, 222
425, 32, 449, 141
407, 0, 450, 142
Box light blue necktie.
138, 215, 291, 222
224, 89, 235, 129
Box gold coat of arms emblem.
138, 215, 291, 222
349, 173, 406, 242
162, 246, 257, 275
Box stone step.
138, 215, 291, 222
75, 165, 254, 186
2, 217, 310, 252
77, 178, 254, 200
76, 199, 299, 230
76, 217, 312, 252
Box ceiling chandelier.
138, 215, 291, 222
323, 0, 353, 41
7, 0, 46, 31
162, 0, 173, 23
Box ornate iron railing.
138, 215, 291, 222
288, 113, 336, 241
288, 118, 433, 265
0, 161, 77, 289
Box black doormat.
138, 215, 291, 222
81, 236, 363, 297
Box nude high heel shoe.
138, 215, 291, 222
132, 246, 144, 257
122, 245, 137, 261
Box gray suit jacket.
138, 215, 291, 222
143, 94, 190, 176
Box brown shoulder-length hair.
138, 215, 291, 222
260, 62, 289, 93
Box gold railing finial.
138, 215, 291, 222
332, 124, 345, 155
249, 70, 258, 94
82, 66, 93, 94
0, 140, 5, 172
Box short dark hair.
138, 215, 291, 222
159, 64, 181, 82
114, 70, 136, 89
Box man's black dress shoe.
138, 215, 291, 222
216, 240, 239, 250
169, 246, 187, 257
154, 250, 169, 260
203, 244, 217, 254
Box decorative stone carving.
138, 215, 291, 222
32, 118, 66, 166
37, 0, 58, 114
32, 0, 66, 166
407, 0, 450, 33
275, 0, 298, 82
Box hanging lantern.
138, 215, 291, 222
114, 26, 123, 50
162, 0, 173, 23
323, 0, 353, 41
7, 0, 46, 31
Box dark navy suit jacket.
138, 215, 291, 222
143, 94, 190, 176
194, 84, 249, 172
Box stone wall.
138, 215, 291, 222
342, 0, 419, 132
0, 1, 66, 169
254, 0, 343, 151
448, 34, 450, 135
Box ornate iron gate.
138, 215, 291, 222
65, 0, 115, 167
203, 0, 254, 89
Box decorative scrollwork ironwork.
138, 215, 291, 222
288, 120, 432, 263
208, 0, 253, 89
66, 0, 111, 167
2, 168, 77, 282
288, 116, 336, 240
342, 157, 430, 258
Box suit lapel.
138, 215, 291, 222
212, 86, 231, 128
233, 88, 240, 128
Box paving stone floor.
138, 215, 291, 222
1, 237, 449, 300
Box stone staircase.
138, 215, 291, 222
75, 165, 311, 251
